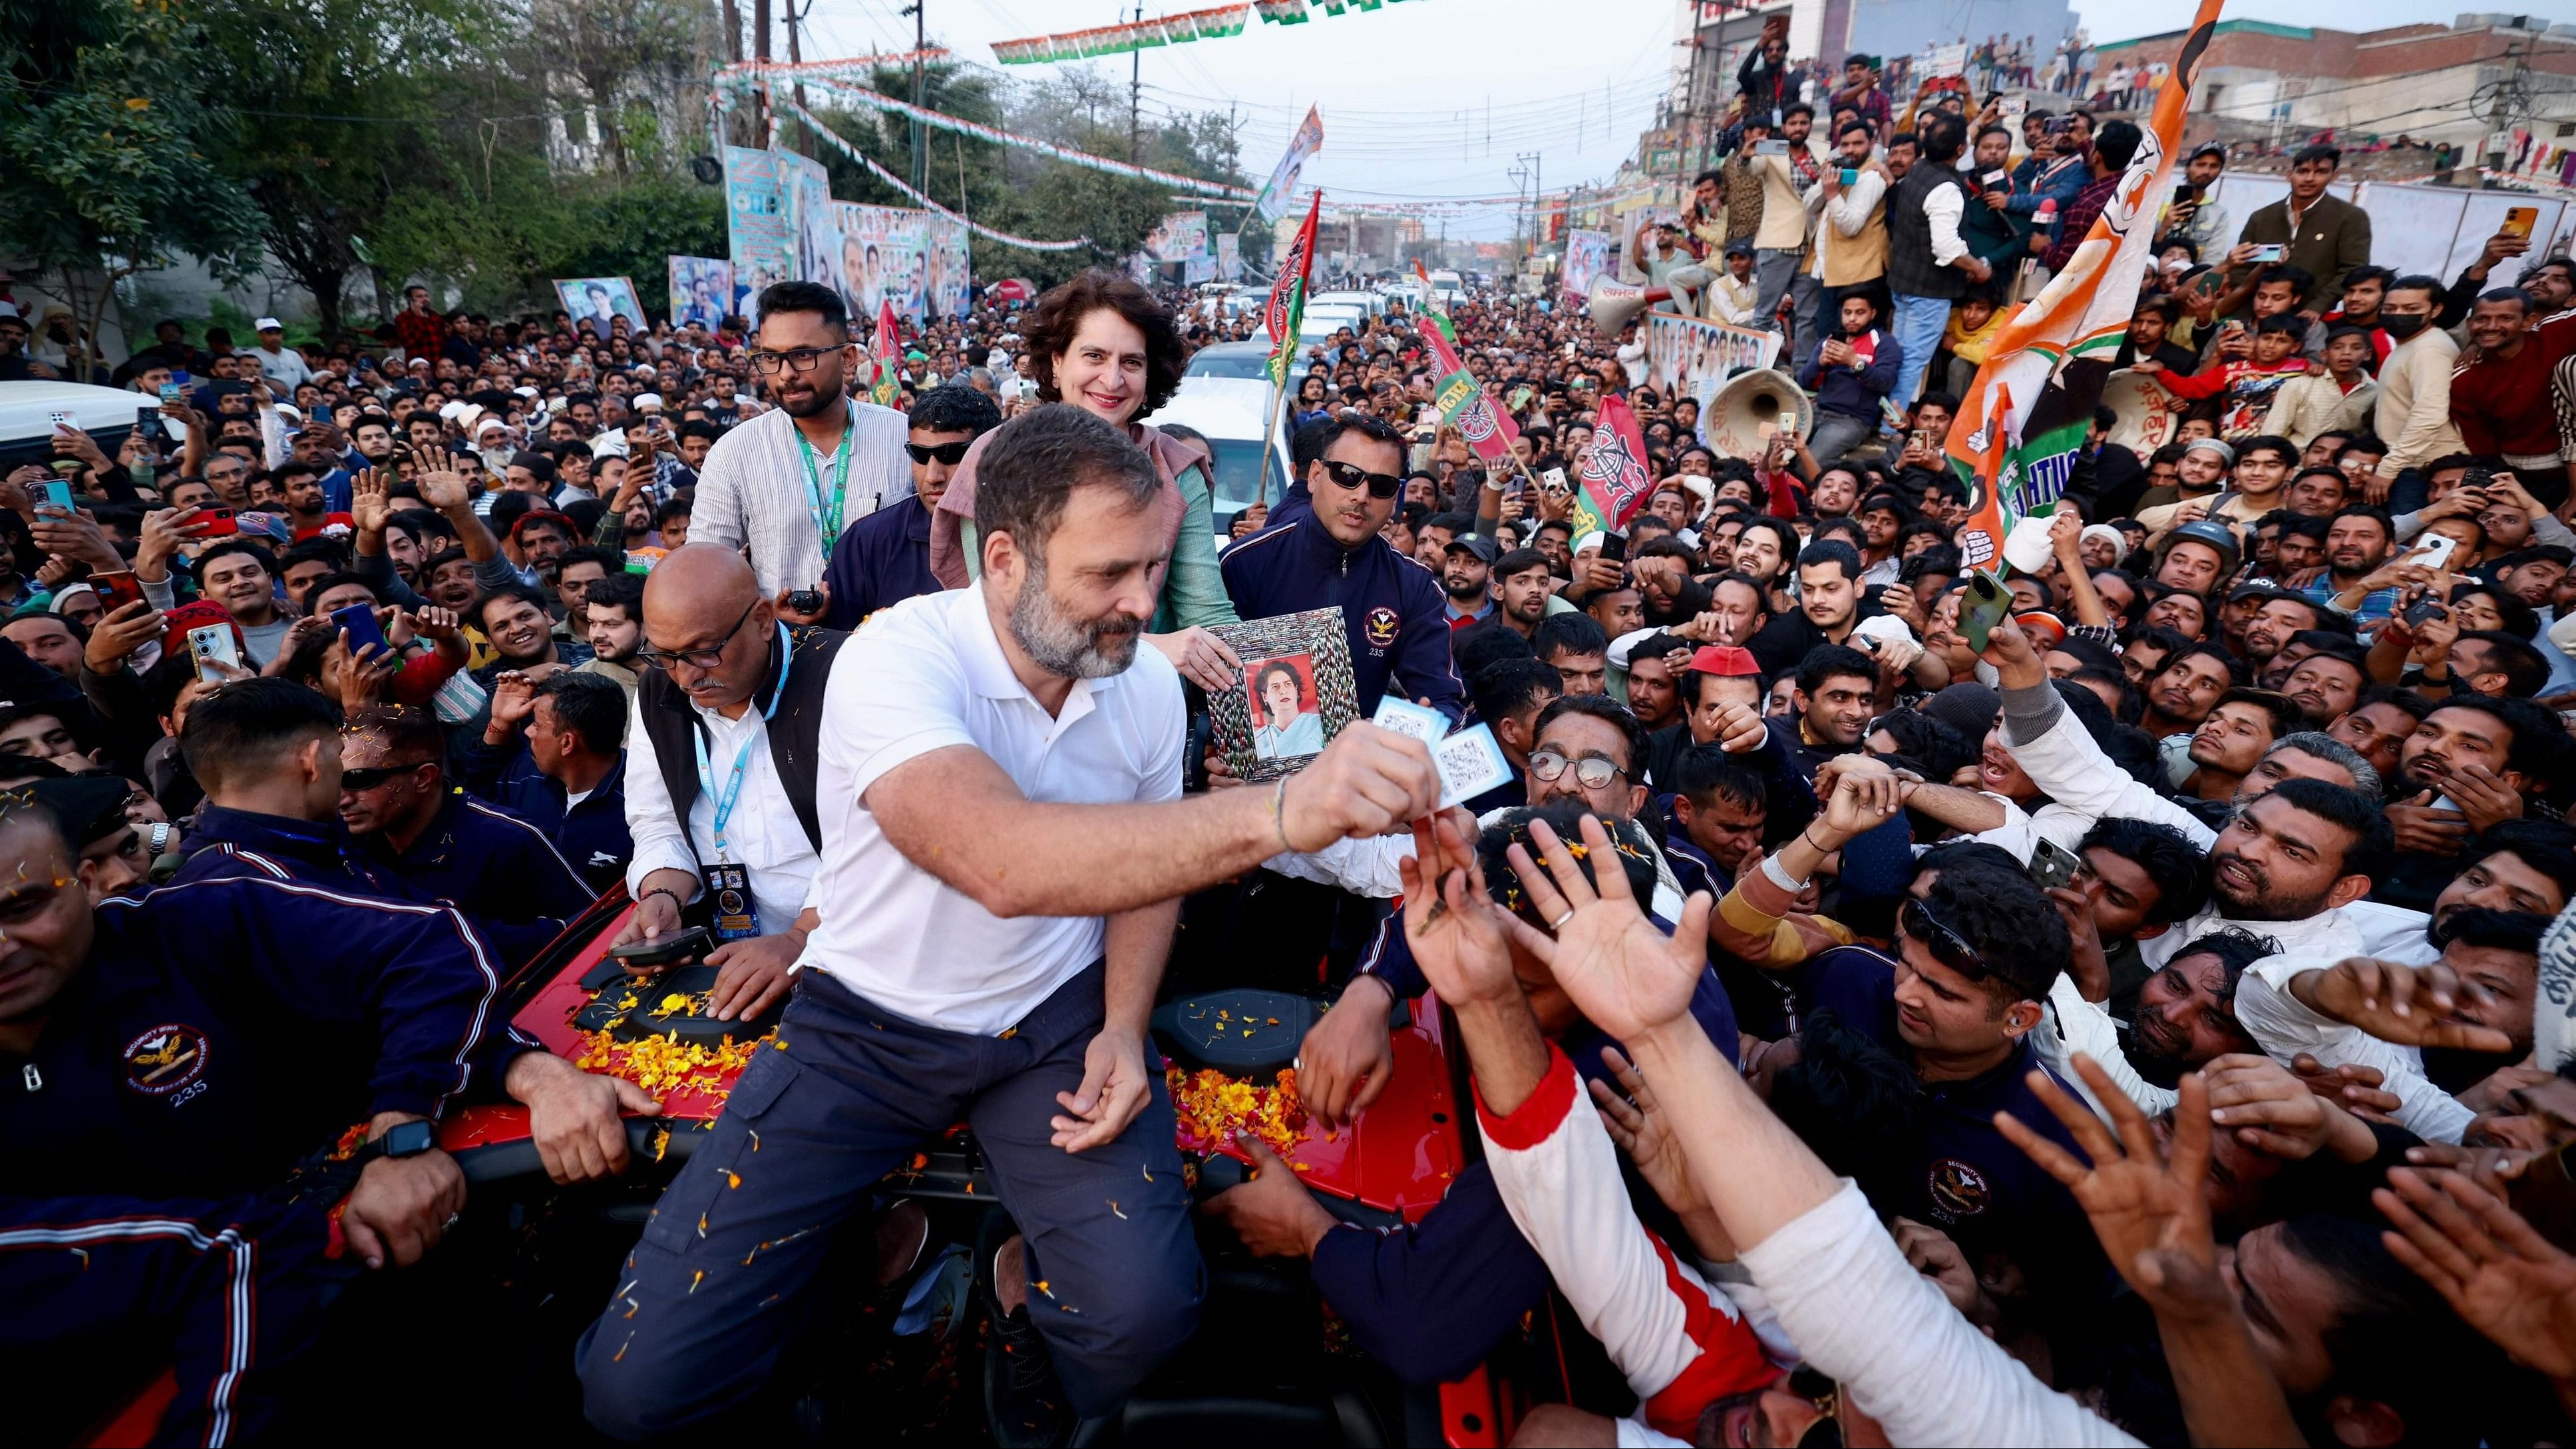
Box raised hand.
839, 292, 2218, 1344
2376, 1167, 2576, 1377
1590, 1044, 1714, 1231
1997, 1056, 2227, 1321
415, 469, 472, 512
1499, 815, 1710, 1044
350, 467, 392, 536
1396, 809, 1518, 1010
83, 600, 166, 674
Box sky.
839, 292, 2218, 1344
793, 0, 2526, 240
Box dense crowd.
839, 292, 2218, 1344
5, 37, 2576, 1444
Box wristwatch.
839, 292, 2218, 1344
363, 1119, 439, 1161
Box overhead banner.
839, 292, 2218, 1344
783, 148, 835, 298
1147, 210, 1211, 264
784, 99, 1087, 252
1644, 312, 1779, 393
829, 202, 972, 327
724, 146, 791, 318
667, 256, 735, 329
1254, 106, 1325, 224
1216, 232, 1242, 282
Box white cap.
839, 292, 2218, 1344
254, 316, 283, 332
1604, 626, 1664, 670
591, 435, 630, 459
473, 415, 509, 437
1572, 530, 1606, 556
634, 393, 664, 411
512, 385, 539, 399
274, 403, 303, 423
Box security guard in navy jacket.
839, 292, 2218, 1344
0, 796, 645, 1443
337, 704, 597, 966
1220, 413, 1463, 723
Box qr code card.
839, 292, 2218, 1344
1371, 696, 1446, 744
1432, 724, 1513, 809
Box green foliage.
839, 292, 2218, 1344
0, 0, 266, 282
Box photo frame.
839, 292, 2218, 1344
1206, 607, 1358, 783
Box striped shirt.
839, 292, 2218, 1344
689, 398, 915, 596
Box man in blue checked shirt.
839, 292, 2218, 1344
2297, 505, 2417, 636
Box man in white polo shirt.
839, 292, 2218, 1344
578, 404, 1442, 1442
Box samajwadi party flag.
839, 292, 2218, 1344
870, 299, 903, 407
1420, 311, 1520, 463
1254, 105, 1325, 224
1569, 393, 1655, 536
1944, 0, 2223, 572
1264, 191, 1322, 389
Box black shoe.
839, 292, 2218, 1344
982, 1223, 1071, 1449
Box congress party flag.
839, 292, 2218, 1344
1263, 190, 1322, 391
1944, 0, 2223, 571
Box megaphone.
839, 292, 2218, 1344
1702, 367, 1814, 462
1588, 266, 1720, 337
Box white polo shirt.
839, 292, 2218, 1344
799, 581, 1186, 1034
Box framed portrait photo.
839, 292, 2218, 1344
1207, 608, 1358, 783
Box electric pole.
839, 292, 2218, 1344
904, 1, 926, 193
1129, 5, 1144, 164
753, 0, 772, 140
1516, 150, 1542, 262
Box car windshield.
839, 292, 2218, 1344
1185, 350, 1271, 380
1202, 437, 1289, 518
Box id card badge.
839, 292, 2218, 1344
705, 863, 759, 940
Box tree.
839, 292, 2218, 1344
0, 0, 266, 375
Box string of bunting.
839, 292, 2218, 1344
787, 75, 1258, 200
783, 99, 1092, 252
988, 0, 1423, 66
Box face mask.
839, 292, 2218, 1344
2381, 311, 2428, 339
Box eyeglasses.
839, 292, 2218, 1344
1527, 749, 1626, 791
1318, 459, 1403, 500
340, 761, 433, 791
1901, 896, 1990, 978
904, 439, 974, 466
635, 598, 755, 673
748, 346, 840, 377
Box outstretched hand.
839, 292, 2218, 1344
1396, 809, 1517, 1009
2377, 1167, 2576, 1377
1499, 815, 1710, 1044
1997, 1055, 2233, 1323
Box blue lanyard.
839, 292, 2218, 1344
692, 623, 793, 861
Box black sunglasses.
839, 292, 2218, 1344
1319, 459, 1403, 500
1901, 896, 1991, 978
904, 439, 974, 466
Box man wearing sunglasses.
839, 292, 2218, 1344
689, 281, 912, 612
824, 384, 1001, 629
1220, 413, 1465, 722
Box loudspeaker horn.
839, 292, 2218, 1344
1587, 278, 1667, 337
1702, 367, 1814, 462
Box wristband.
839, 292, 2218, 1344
1270, 775, 1297, 856
643, 885, 687, 914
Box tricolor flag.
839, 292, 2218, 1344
1569, 394, 1654, 536
870, 299, 903, 408
1944, 0, 2223, 571
1420, 311, 1519, 463
1264, 190, 1322, 391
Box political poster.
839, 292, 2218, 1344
1561, 229, 1612, 301
783, 149, 836, 297
667, 256, 734, 329
1146, 210, 1211, 264
1252, 106, 1324, 224
724, 146, 790, 318
1216, 232, 1242, 282
1643, 312, 1779, 392
555, 277, 645, 334
925, 214, 971, 321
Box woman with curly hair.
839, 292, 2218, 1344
926, 268, 1240, 688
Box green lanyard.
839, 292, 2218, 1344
795, 413, 854, 551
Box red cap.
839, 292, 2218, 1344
1688, 644, 1761, 677
161, 600, 242, 658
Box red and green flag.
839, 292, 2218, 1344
870, 299, 902, 407
1420, 311, 1520, 464
1568, 394, 1654, 536
1264, 190, 1322, 391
